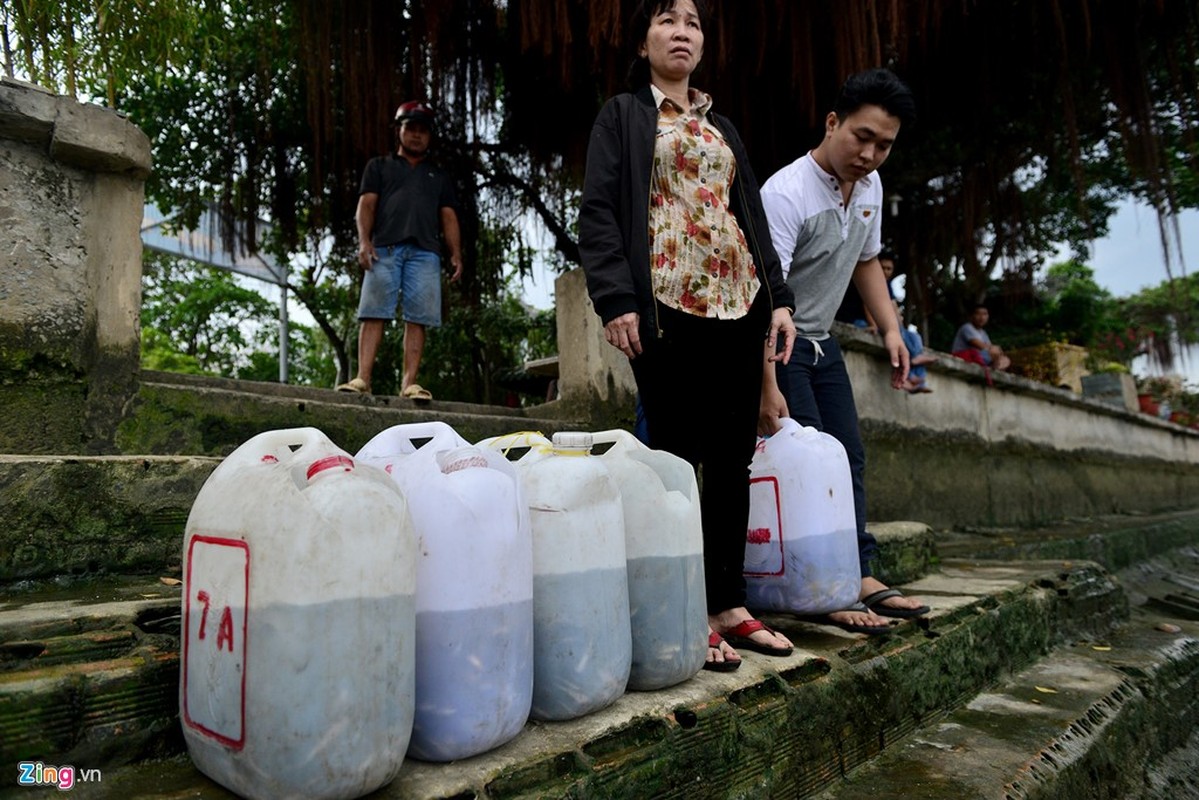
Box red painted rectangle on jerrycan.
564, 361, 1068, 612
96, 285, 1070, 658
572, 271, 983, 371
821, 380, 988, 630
183, 535, 249, 749
744, 476, 784, 576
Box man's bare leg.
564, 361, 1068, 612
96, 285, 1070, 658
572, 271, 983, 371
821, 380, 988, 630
354, 319, 386, 391
401, 321, 426, 392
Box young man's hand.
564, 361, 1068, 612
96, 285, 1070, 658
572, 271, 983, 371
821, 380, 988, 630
759, 384, 788, 436
884, 329, 910, 389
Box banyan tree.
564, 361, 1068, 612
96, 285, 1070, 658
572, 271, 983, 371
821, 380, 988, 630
5, 0, 1198, 358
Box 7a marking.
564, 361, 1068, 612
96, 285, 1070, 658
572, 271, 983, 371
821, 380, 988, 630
195, 589, 235, 652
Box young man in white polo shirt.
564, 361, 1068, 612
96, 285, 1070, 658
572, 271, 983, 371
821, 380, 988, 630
760, 68, 929, 632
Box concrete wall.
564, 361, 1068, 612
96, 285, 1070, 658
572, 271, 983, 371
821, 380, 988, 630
553, 267, 639, 427
0, 77, 149, 454
553, 267, 1199, 528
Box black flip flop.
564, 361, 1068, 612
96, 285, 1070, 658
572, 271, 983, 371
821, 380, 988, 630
862, 588, 931, 619
798, 604, 895, 635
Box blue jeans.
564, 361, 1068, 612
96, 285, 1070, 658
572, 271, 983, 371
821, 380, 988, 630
902, 327, 927, 382
775, 336, 879, 576
356, 243, 442, 326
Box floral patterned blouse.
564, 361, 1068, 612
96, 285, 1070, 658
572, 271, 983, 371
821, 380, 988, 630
648, 85, 760, 319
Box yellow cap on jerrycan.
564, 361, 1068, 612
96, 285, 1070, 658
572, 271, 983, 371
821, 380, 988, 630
181, 427, 416, 800
592, 429, 707, 690
479, 431, 632, 721
357, 421, 533, 763
745, 417, 861, 614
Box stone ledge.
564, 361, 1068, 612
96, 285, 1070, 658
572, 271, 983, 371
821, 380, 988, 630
865, 520, 935, 585
0, 77, 151, 178
117, 376, 588, 457
815, 552, 1199, 799
0, 455, 218, 586
55, 559, 1128, 799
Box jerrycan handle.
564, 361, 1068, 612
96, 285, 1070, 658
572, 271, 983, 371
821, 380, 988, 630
358, 421, 466, 460
239, 427, 337, 466
476, 431, 553, 463
589, 428, 643, 455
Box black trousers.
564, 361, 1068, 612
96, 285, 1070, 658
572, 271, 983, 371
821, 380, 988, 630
629, 293, 770, 614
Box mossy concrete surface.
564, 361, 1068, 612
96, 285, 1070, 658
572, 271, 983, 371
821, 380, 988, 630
51, 558, 1132, 799
817, 548, 1199, 800
2, 79, 147, 456
863, 421, 1199, 529
115, 371, 588, 457
865, 521, 936, 586
0, 455, 218, 586
1, 578, 182, 772
937, 507, 1199, 573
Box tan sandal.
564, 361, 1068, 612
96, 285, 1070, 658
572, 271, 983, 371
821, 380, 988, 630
336, 377, 370, 394
401, 383, 433, 401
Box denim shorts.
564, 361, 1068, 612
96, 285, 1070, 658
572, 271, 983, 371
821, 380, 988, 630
357, 243, 442, 326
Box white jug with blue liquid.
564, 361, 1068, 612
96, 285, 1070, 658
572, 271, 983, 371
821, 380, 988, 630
181, 427, 416, 800
479, 431, 631, 721
592, 429, 707, 690
357, 421, 533, 762
744, 417, 861, 614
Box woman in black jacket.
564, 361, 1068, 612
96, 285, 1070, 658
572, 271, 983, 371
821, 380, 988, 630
579, 0, 797, 671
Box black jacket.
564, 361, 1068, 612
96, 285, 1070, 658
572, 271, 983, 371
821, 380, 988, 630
578, 85, 795, 341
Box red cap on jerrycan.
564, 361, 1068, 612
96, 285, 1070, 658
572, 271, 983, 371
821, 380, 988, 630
306, 455, 354, 481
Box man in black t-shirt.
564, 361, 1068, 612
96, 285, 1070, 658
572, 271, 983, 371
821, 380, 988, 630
336, 101, 462, 400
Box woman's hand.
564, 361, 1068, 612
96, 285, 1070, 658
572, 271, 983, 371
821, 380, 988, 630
766, 308, 796, 365
604, 312, 643, 359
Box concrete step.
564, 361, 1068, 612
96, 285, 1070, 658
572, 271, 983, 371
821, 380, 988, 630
14, 556, 1127, 799
936, 507, 1199, 573
117, 370, 586, 457
816, 547, 1199, 800
0, 527, 931, 780
1, 578, 182, 772
1, 455, 214, 587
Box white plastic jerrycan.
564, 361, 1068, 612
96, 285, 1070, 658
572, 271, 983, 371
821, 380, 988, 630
181, 427, 417, 800
591, 429, 707, 690
479, 431, 632, 721
744, 417, 861, 614
356, 421, 533, 762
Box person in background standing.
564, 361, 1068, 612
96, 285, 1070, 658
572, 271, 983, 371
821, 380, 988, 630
337, 101, 463, 400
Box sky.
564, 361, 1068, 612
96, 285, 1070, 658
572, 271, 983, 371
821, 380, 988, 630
1077, 199, 1196, 298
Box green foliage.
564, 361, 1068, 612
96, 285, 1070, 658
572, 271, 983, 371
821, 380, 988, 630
1040, 260, 1115, 347
361, 276, 556, 404
1, 0, 208, 104
236, 324, 338, 388
141, 252, 276, 377
140, 327, 206, 375
1119, 273, 1199, 371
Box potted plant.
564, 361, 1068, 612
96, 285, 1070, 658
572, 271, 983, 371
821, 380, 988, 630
1138, 374, 1185, 420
